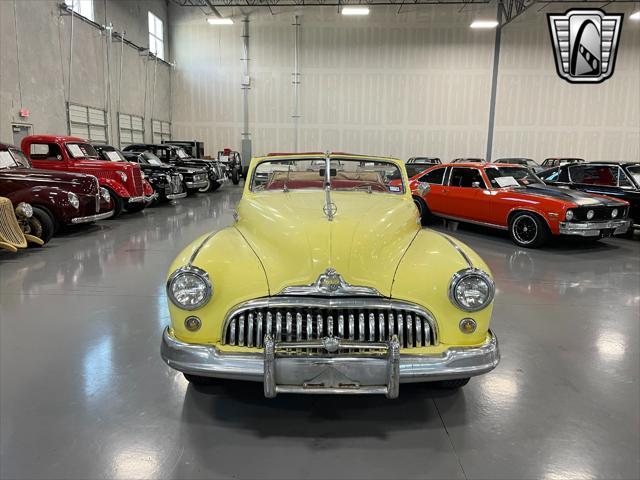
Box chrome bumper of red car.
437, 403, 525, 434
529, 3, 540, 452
161, 327, 499, 398
559, 219, 630, 237
70, 209, 114, 224
128, 194, 157, 204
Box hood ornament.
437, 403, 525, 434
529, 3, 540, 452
280, 268, 381, 297
323, 151, 336, 222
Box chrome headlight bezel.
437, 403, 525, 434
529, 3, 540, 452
167, 266, 213, 311
448, 268, 495, 312
67, 191, 80, 209
565, 209, 574, 221
15, 202, 33, 218
99, 187, 111, 203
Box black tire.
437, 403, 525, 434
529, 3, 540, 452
508, 211, 550, 248
124, 202, 146, 213
210, 180, 222, 192
28, 207, 55, 245
183, 373, 218, 386
106, 188, 124, 218
432, 378, 470, 389
413, 196, 433, 226
231, 166, 240, 185
186, 188, 199, 196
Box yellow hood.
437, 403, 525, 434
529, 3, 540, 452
235, 190, 419, 296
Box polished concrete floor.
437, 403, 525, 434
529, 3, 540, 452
1, 186, 638, 480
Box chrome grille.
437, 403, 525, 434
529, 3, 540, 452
170, 174, 183, 194
0, 198, 27, 248
222, 297, 437, 350
131, 168, 143, 195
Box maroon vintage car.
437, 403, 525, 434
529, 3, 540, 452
21, 135, 154, 217
0, 142, 113, 243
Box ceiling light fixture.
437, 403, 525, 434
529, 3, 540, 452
341, 6, 370, 15
630, 10, 640, 20
207, 17, 233, 25
470, 20, 499, 29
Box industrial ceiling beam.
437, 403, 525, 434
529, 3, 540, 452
177, 0, 635, 7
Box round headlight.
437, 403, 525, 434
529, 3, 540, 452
165, 174, 172, 182
67, 192, 79, 209
565, 209, 574, 221
15, 202, 33, 218
586, 209, 594, 220
100, 187, 110, 203
179, 173, 184, 181
611, 208, 618, 218
449, 269, 495, 312
167, 267, 212, 310
117, 171, 128, 183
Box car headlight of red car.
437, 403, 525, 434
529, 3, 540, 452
117, 171, 127, 183
167, 266, 212, 311
449, 269, 495, 312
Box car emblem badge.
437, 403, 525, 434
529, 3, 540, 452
318, 268, 341, 292
547, 9, 623, 84
323, 337, 340, 353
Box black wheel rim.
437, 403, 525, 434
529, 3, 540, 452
513, 215, 538, 244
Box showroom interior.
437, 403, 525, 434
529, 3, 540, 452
0, 0, 639, 478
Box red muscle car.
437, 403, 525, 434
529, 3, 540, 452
21, 135, 154, 217
410, 162, 631, 248
0, 142, 113, 243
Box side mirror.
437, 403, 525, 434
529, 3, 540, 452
472, 181, 481, 188
417, 182, 430, 196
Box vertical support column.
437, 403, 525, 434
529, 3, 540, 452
117, 32, 125, 148
105, 23, 114, 144
241, 16, 252, 166
292, 15, 301, 152
485, 5, 503, 163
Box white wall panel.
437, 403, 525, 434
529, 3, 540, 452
493, 4, 639, 162
169, 5, 495, 159
169, 3, 639, 162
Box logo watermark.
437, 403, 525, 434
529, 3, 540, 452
547, 9, 623, 84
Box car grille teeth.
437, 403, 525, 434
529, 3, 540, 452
223, 306, 436, 351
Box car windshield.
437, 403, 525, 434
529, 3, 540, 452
485, 166, 544, 188
0, 148, 30, 169
175, 148, 190, 159
66, 142, 98, 159
142, 152, 165, 166
101, 148, 126, 162
626, 165, 640, 186
252, 158, 404, 194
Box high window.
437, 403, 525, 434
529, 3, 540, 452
148, 12, 164, 60
65, 0, 94, 21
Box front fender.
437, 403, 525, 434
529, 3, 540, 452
167, 227, 269, 344
507, 206, 560, 234
100, 178, 130, 198
391, 229, 494, 346
5, 187, 71, 222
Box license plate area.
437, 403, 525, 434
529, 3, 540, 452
263, 335, 400, 398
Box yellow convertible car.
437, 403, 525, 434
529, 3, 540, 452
162, 153, 500, 398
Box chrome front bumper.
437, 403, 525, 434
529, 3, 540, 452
559, 219, 630, 237
128, 194, 157, 204
70, 209, 114, 224
166, 192, 188, 200
185, 180, 208, 189
161, 327, 500, 398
